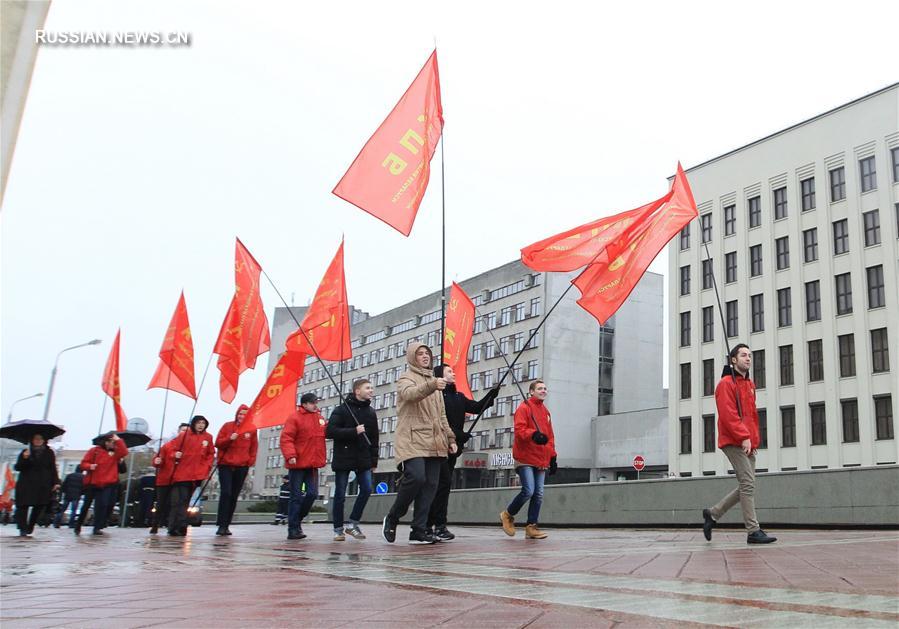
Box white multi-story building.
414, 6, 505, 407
668, 83, 899, 476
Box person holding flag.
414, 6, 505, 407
75, 432, 127, 536
167, 416, 214, 537
150, 422, 189, 534
214, 404, 258, 536
280, 393, 327, 540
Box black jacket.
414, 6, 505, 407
443, 385, 499, 456
60, 471, 84, 501
14, 446, 60, 506
326, 395, 380, 471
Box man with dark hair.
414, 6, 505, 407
281, 392, 326, 540
150, 423, 189, 534
702, 344, 777, 544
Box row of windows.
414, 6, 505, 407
471, 361, 541, 391
469, 330, 540, 362
679, 394, 894, 454
474, 298, 542, 332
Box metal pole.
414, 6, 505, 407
439, 135, 447, 365
97, 396, 108, 436
42, 365, 58, 420
120, 450, 135, 527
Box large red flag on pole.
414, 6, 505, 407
214, 239, 271, 403
101, 329, 128, 432
148, 292, 197, 399
332, 50, 444, 236
442, 283, 475, 399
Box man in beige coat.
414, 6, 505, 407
382, 342, 457, 544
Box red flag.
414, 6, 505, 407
243, 351, 307, 431
101, 329, 128, 432
572, 164, 697, 324
1, 463, 16, 509
442, 283, 475, 399
333, 50, 444, 236
148, 292, 197, 399
214, 239, 271, 403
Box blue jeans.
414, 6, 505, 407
506, 466, 545, 525
332, 469, 372, 531
287, 468, 317, 531
92, 485, 117, 533
54, 497, 79, 527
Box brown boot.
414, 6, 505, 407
525, 524, 547, 539
500, 511, 516, 536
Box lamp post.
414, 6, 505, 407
6, 392, 44, 422
42, 339, 102, 420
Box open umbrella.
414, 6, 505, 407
0, 418, 66, 444
92, 430, 152, 448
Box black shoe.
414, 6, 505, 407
92, 530, 104, 536
382, 516, 397, 543
747, 529, 777, 544
702, 508, 715, 542
73, 525, 81, 536
409, 530, 438, 545
224, 528, 232, 536
149, 526, 158, 535
215, 526, 226, 536
434, 527, 455, 542
287, 528, 306, 540
18, 530, 27, 537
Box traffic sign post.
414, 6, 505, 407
633, 455, 645, 480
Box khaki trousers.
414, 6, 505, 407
710, 445, 759, 533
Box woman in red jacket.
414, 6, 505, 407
75, 432, 128, 536
280, 393, 326, 540
214, 404, 258, 536
500, 380, 556, 540
167, 416, 214, 536
149, 423, 188, 534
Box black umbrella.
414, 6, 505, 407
92, 430, 152, 448
0, 418, 66, 444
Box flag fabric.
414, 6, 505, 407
148, 292, 197, 399
0, 463, 15, 509
442, 282, 475, 399
214, 238, 271, 403
332, 50, 443, 237
101, 329, 128, 432
243, 351, 308, 431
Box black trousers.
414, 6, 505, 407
216, 466, 248, 528
168, 481, 194, 533
387, 457, 442, 534
15, 504, 46, 533
75, 486, 95, 528
427, 455, 458, 529
153, 485, 172, 529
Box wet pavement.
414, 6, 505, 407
1, 523, 897, 628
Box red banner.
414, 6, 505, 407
243, 351, 307, 431
148, 292, 197, 399
333, 50, 443, 236
101, 329, 128, 432
442, 282, 475, 399
214, 238, 271, 403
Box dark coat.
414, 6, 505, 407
60, 471, 84, 501
326, 395, 379, 472
14, 446, 60, 506
442, 385, 499, 456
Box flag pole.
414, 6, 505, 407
186, 350, 215, 420
97, 395, 108, 436
702, 242, 743, 418
474, 305, 528, 404
439, 134, 447, 365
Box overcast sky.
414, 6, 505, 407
3, 0, 897, 449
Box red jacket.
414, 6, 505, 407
280, 407, 326, 469
512, 398, 556, 469
80, 439, 128, 487
154, 438, 181, 487
715, 369, 760, 450
215, 411, 259, 468
171, 429, 215, 483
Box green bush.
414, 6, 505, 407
246, 501, 277, 513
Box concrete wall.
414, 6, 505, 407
349, 465, 899, 527
592, 407, 668, 476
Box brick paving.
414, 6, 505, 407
1, 523, 897, 628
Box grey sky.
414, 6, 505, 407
3, 0, 898, 448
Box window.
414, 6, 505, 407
700, 213, 712, 243
867, 265, 885, 308
750, 294, 764, 333
703, 415, 715, 453
703, 359, 715, 396
526, 359, 539, 380
810, 403, 827, 445
803, 228, 818, 262
835, 273, 853, 315
470, 343, 482, 363
725, 252, 737, 283
748, 196, 761, 228
702, 259, 713, 289
500, 306, 513, 326
875, 395, 894, 440
871, 328, 890, 373
841, 399, 859, 443
702, 306, 714, 343
724, 204, 736, 236
753, 349, 766, 389
486, 312, 497, 329
758, 409, 768, 448
893, 147, 899, 183
808, 339, 824, 382
800, 177, 815, 211
514, 302, 526, 322
833, 219, 849, 255
829, 166, 845, 202
859, 156, 877, 193
779, 345, 794, 386
838, 334, 856, 377
530, 297, 541, 317
680, 417, 692, 454
680, 224, 691, 250
725, 300, 738, 337
777, 288, 792, 327
680, 363, 691, 399
513, 332, 525, 352
805, 280, 821, 322
775, 236, 789, 270
781, 406, 796, 447
749, 244, 763, 276
774, 186, 788, 219
679, 265, 691, 296
679, 312, 691, 347
863, 210, 881, 246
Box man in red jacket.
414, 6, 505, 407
500, 380, 556, 540
280, 392, 326, 540
150, 423, 189, 535
75, 432, 128, 536
214, 404, 258, 536
703, 344, 777, 545
167, 415, 215, 537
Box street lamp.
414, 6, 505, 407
42, 339, 102, 420
6, 392, 44, 422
